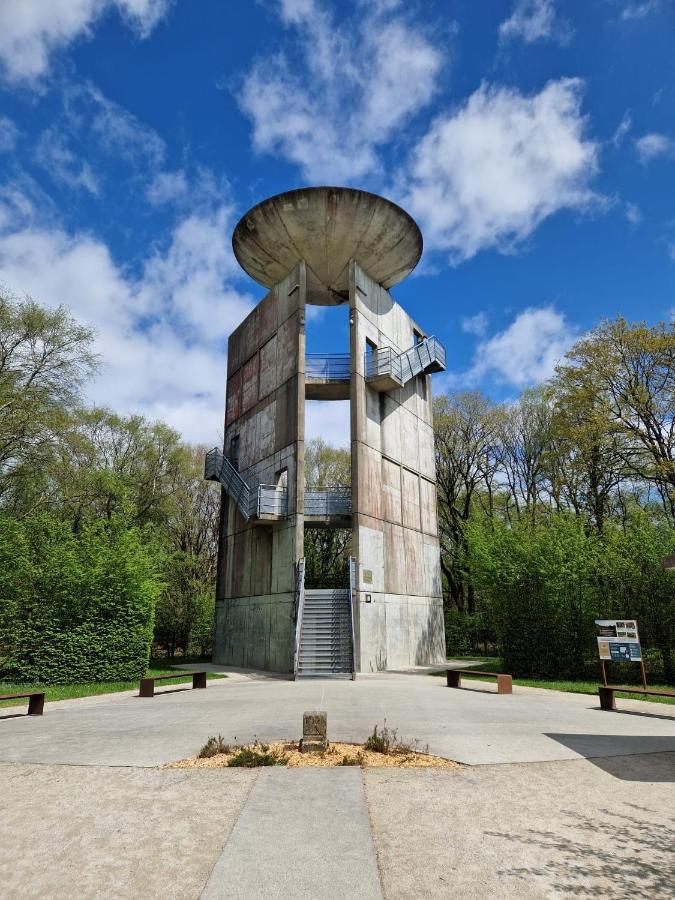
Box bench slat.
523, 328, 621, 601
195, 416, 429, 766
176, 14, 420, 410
146, 672, 204, 683
139, 671, 207, 698
0, 691, 45, 716
446, 669, 512, 694
599, 685, 675, 711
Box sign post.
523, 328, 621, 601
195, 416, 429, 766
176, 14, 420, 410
595, 619, 646, 688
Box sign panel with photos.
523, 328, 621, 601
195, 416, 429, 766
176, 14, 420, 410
595, 619, 642, 662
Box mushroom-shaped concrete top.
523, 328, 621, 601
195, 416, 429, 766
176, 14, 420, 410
232, 187, 422, 304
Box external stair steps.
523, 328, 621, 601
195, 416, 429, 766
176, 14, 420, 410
296, 589, 354, 678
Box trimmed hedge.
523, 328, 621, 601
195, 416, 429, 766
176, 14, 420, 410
0, 514, 162, 684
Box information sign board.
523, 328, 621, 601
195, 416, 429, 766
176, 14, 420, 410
595, 619, 642, 662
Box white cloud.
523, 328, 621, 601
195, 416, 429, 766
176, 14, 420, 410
625, 202, 642, 226
466, 306, 578, 387
611, 110, 632, 147
145, 170, 189, 206
621, 0, 660, 20
0, 116, 20, 152
0, 0, 172, 85
305, 400, 350, 449
499, 0, 571, 44
33, 82, 166, 196
145, 166, 224, 211
0, 192, 252, 443
82, 83, 165, 166
668, 242, 675, 262
461, 311, 489, 337
34, 127, 100, 195
635, 132, 675, 164
403, 78, 600, 262
240, 0, 442, 181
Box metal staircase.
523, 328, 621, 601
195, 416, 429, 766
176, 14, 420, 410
204, 448, 287, 521
296, 588, 354, 678
365, 335, 446, 391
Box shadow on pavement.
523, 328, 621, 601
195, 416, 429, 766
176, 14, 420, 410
545, 736, 675, 780
486, 802, 675, 899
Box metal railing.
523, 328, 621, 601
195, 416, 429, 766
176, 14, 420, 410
257, 484, 288, 518
306, 353, 350, 381
205, 448, 252, 520
364, 335, 446, 386
205, 448, 288, 521
349, 556, 357, 680
365, 345, 403, 383
293, 557, 306, 679
304, 487, 352, 516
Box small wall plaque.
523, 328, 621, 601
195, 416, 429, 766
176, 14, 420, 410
363, 569, 373, 584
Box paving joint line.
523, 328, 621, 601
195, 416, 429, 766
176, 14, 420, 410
198, 768, 261, 900
361, 767, 387, 899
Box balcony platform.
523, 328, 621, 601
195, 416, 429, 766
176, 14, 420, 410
305, 354, 350, 400
305, 381, 350, 400
304, 513, 353, 528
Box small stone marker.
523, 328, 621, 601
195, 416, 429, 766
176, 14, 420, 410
301, 710, 327, 752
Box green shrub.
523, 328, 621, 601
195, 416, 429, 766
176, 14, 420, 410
199, 735, 230, 758
227, 746, 287, 767
0, 513, 161, 684
444, 609, 494, 657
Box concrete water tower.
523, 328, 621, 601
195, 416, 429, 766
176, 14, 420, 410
206, 187, 447, 676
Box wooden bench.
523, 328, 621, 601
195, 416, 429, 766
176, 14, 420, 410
0, 691, 45, 716
441, 668, 512, 694
599, 684, 675, 711
139, 671, 207, 698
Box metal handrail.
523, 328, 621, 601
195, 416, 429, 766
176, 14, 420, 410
204, 448, 252, 520
364, 335, 446, 385
293, 558, 306, 679
257, 484, 288, 517
349, 556, 357, 680
306, 353, 350, 381
304, 486, 352, 516
205, 449, 288, 521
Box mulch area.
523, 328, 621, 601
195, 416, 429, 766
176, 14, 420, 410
167, 741, 461, 769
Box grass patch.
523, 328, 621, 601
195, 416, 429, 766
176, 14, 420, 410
227, 743, 288, 768
436, 660, 675, 705
0, 666, 226, 709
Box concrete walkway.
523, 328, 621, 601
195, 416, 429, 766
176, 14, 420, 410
1, 752, 673, 899
201, 768, 383, 900
0, 671, 673, 898
1, 671, 674, 767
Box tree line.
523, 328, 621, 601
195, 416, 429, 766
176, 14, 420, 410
0, 290, 219, 681
435, 317, 675, 682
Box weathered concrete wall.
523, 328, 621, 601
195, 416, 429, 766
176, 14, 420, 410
349, 262, 446, 671
213, 262, 306, 672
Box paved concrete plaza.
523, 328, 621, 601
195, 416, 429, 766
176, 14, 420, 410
1, 670, 673, 898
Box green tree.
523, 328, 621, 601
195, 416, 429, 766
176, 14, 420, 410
152, 445, 219, 656
554, 317, 675, 519
303, 438, 351, 588
0, 289, 98, 507
433, 392, 502, 612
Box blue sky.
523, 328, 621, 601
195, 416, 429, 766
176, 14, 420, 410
0, 0, 674, 447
